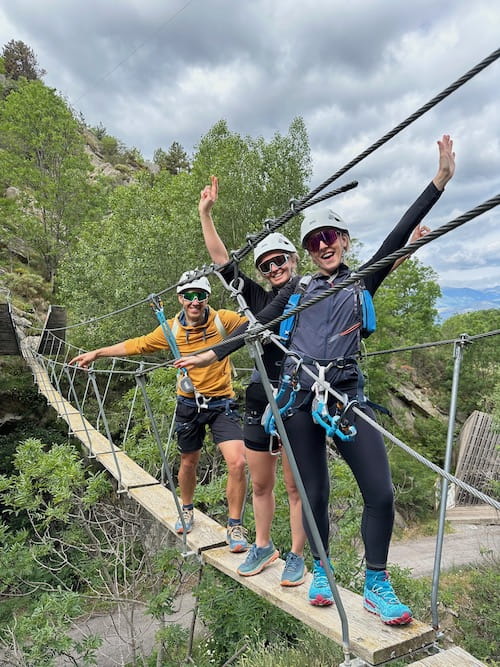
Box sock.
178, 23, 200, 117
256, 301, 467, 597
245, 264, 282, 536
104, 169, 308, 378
182, 503, 194, 510
227, 517, 241, 527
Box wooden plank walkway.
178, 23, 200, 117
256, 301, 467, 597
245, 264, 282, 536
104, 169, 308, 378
409, 645, 487, 665
446, 504, 499, 524
37, 305, 66, 355
22, 342, 440, 665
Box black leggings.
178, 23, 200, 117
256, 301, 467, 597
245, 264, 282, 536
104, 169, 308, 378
285, 402, 394, 569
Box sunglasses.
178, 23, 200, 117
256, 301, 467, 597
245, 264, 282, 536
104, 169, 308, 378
304, 228, 340, 253
257, 253, 290, 275
181, 290, 209, 302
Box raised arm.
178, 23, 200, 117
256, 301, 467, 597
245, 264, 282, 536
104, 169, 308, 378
432, 134, 455, 191
199, 175, 230, 265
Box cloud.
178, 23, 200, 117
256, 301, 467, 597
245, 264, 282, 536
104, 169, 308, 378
1, 0, 499, 288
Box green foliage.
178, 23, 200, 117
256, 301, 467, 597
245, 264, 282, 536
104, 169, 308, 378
438, 563, 500, 664
154, 141, 191, 174
1, 39, 45, 81
0, 79, 108, 286
196, 565, 307, 664
0, 590, 101, 666
58, 117, 311, 350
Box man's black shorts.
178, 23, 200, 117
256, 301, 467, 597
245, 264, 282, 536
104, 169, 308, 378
174, 397, 243, 453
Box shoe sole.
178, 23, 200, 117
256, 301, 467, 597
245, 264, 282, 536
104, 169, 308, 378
229, 543, 249, 553
280, 567, 307, 587
176, 527, 192, 534
364, 602, 413, 625
309, 594, 333, 606
237, 549, 279, 577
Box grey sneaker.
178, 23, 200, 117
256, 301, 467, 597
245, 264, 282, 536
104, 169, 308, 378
237, 541, 279, 577
280, 552, 306, 587
175, 508, 194, 534
226, 523, 249, 552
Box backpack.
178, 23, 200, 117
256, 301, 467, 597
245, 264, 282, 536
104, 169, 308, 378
278, 275, 377, 343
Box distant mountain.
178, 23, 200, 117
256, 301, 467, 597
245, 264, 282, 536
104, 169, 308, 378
436, 286, 500, 321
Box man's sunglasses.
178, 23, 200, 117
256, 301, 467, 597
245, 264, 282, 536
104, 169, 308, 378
304, 228, 340, 253
257, 253, 290, 275
181, 290, 209, 302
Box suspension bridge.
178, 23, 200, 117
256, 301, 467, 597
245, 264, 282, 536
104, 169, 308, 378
2, 47, 500, 667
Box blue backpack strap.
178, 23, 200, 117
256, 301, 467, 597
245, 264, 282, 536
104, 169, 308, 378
278, 275, 312, 343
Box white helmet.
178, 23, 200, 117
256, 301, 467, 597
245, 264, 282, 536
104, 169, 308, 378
176, 271, 212, 294
253, 232, 297, 266
300, 208, 349, 248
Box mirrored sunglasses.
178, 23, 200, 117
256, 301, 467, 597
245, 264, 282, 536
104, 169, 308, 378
304, 228, 339, 253
181, 290, 209, 302
257, 253, 290, 275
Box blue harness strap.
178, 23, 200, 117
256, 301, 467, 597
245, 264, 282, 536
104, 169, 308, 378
149, 294, 195, 393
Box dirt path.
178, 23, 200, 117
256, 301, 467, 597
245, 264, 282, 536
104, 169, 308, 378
388, 521, 500, 577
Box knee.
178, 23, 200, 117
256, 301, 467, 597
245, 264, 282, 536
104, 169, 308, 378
252, 479, 273, 499
180, 453, 198, 473
284, 480, 301, 505
226, 455, 246, 477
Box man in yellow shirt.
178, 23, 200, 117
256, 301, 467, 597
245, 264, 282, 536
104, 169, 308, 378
69, 273, 249, 552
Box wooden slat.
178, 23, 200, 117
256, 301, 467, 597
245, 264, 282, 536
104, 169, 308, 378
447, 504, 499, 524
0, 303, 20, 355
22, 345, 439, 665
409, 645, 487, 665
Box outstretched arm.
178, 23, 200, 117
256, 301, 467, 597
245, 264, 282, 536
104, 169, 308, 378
69, 342, 128, 369
199, 175, 230, 265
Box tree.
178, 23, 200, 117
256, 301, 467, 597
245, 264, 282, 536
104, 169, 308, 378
0, 79, 107, 288
153, 141, 190, 174
58, 118, 312, 349
1, 40, 45, 81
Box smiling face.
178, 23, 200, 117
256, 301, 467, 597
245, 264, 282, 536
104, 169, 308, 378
256, 250, 296, 288
178, 291, 209, 325
304, 227, 349, 275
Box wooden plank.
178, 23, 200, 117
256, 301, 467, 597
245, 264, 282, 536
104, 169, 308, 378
203, 547, 435, 666
409, 645, 487, 665
447, 505, 499, 524
22, 347, 438, 665
0, 303, 20, 355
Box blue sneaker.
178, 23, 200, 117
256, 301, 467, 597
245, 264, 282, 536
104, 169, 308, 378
226, 523, 249, 553
309, 559, 334, 606
364, 570, 413, 625
280, 552, 306, 587
237, 542, 279, 576
175, 507, 194, 534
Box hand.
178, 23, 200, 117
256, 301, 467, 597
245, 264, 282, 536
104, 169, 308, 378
433, 134, 455, 190
198, 175, 218, 217
173, 350, 217, 370
409, 224, 430, 244
68, 350, 98, 369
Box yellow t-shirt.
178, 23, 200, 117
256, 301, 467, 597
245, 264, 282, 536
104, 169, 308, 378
123, 307, 246, 397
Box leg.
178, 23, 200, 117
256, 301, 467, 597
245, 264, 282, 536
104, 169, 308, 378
218, 438, 247, 521
245, 448, 278, 547
178, 450, 201, 506
281, 451, 307, 557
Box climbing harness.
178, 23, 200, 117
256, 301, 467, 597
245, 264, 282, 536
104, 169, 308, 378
311, 365, 358, 442
279, 275, 312, 342
261, 371, 301, 455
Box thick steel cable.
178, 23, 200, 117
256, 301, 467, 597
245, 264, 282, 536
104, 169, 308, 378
362, 329, 500, 358
33, 48, 500, 334
154, 193, 500, 358
301, 47, 500, 205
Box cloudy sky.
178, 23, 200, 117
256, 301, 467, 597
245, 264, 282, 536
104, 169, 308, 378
1, 0, 499, 289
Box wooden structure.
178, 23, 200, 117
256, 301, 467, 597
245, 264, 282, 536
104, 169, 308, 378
37, 305, 67, 355
0, 303, 20, 355
447, 411, 500, 524
21, 339, 489, 666
409, 645, 487, 665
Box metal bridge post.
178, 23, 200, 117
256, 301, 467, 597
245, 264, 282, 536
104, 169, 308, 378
430, 333, 470, 629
